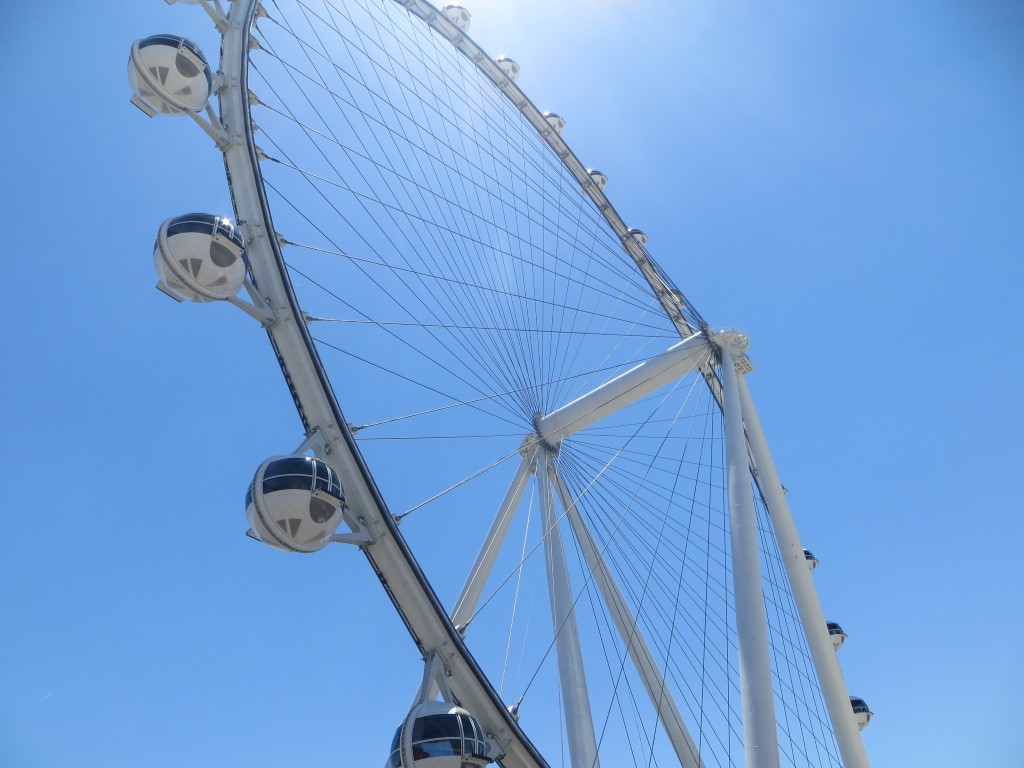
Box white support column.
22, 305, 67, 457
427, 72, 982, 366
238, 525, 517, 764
536, 332, 710, 443
540, 451, 601, 768
549, 465, 706, 768
452, 442, 539, 632
736, 374, 870, 768
720, 340, 780, 768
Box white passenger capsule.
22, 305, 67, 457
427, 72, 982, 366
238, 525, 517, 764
246, 456, 346, 553
587, 169, 608, 190
826, 621, 847, 651
495, 55, 520, 82
627, 228, 648, 247
443, 5, 471, 31
386, 701, 492, 768
850, 697, 873, 731
543, 112, 566, 135
804, 548, 819, 572
128, 35, 212, 116
154, 214, 247, 302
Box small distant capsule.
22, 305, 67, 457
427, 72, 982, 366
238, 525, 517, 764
826, 621, 848, 651
850, 697, 873, 731
627, 228, 648, 247
443, 4, 471, 31
496, 55, 520, 82
804, 548, 819, 572
587, 169, 608, 191
543, 112, 566, 135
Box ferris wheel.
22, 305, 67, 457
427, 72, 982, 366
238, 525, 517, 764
129, 1, 872, 767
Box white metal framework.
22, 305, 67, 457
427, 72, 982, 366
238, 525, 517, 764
133, 1, 871, 766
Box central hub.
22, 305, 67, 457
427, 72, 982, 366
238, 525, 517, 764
531, 412, 561, 455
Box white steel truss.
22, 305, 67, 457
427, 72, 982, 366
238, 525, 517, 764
448, 330, 871, 768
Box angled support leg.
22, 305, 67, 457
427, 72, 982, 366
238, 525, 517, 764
452, 440, 539, 633
736, 374, 870, 768
540, 450, 601, 768
549, 463, 706, 768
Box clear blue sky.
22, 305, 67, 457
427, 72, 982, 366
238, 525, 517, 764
1, 1, 1022, 766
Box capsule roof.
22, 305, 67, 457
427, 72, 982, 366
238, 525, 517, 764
850, 697, 871, 713
386, 702, 490, 768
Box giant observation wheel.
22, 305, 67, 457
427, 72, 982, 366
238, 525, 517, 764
129, 1, 872, 767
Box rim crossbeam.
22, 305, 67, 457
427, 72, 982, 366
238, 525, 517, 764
535, 333, 711, 445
